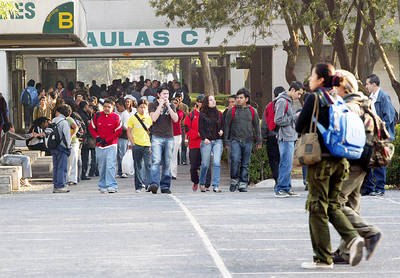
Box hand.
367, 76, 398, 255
185, 140, 189, 147
131, 141, 136, 147
204, 139, 210, 145
96, 136, 102, 144
100, 139, 108, 146
38, 132, 45, 137
218, 130, 223, 136
256, 144, 262, 149
149, 147, 152, 154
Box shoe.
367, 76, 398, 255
229, 184, 237, 192
301, 262, 333, 269
68, 182, 77, 186
135, 189, 142, 193
375, 191, 384, 197
53, 187, 70, 193
205, 187, 210, 192
287, 189, 299, 197
121, 173, 128, 178
107, 187, 118, 193
161, 188, 172, 194
81, 176, 91, 181
115, 174, 121, 178
172, 176, 177, 180
213, 187, 222, 193
148, 184, 158, 194
365, 232, 382, 260
99, 188, 107, 194
192, 183, 198, 191
332, 250, 349, 264
304, 183, 309, 191
200, 185, 206, 192
275, 190, 289, 198
238, 188, 247, 192
88, 173, 95, 177
182, 162, 187, 165
349, 236, 364, 266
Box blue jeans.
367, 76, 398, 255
364, 166, 386, 194
51, 145, 70, 189
199, 139, 222, 188
276, 140, 295, 193
230, 140, 253, 188
302, 166, 308, 185
132, 144, 151, 190
117, 138, 128, 176
96, 145, 118, 190
150, 135, 174, 189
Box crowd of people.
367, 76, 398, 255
0, 64, 397, 270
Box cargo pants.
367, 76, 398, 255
306, 157, 360, 264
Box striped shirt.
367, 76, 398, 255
0, 131, 32, 158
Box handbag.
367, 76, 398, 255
293, 94, 322, 166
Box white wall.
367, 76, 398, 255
0, 51, 9, 103
24, 57, 40, 85
230, 53, 245, 94
272, 48, 288, 90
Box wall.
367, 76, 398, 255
24, 56, 40, 85
0, 51, 9, 102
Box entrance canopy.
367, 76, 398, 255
0, 0, 87, 47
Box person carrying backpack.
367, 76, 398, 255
50, 105, 72, 193
224, 88, 261, 192
273, 83, 302, 198
20, 79, 38, 131
261, 86, 285, 187
296, 63, 364, 270
330, 70, 382, 265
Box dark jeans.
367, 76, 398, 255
23, 105, 33, 130
266, 135, 280, 183
181, 126, 187, 164
362, 166, 386, 194
51, 145, 70, 189
230, 140, 253, 188
132, 145, 151, 190
189, 148, 211, 186
81, 148, 95, 178
88, 149, 98, 176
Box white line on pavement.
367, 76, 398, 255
169, 194, 232, 278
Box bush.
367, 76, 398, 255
386, 125, 400, 186
248, 145, 272, 184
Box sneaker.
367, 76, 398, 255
192, 183, 198, 192
213, 187, 222, 193
53, 187, 70, 193
81, 176, 91, 181
238, 188, 247, 192
172, 176, 177, 180
205, 187, 210, 192
161, 188, 172, 194
121, 173, 128, 178
115, 174, 121, 178
365, 232, 382, 260
332, 250, 349, 264
375, 191, 384, 197
68, 182, 77, 186
200, 185, 206, 192
229, 184, 237, 192
107, 188, 118, 193
304, 183, 309, 191
135, 189, 142, 193
301, 262, 333, 269
275, 190, 289, 198
349, 236, 364, 266
99, 188, 107, 194
148, 184, 158, 194
287, 189, 300, 197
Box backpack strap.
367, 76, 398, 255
249, 105, 255, 120
134, 113, 150, 135
219, 111, 222, 127
231, 106, 236, 122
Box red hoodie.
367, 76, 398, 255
184, 109, 201, 149
89, 111, 122, 147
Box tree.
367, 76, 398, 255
0, 0, 18, 19
199, 51, 214, 95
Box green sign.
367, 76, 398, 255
43, 2, 74, 34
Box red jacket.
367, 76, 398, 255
184, 109, 201, 149
173, 110, 184, 136
89, 111, 122, 147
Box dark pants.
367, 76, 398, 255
88, 149, 98, 176
266, 135, 280, 184
51, 145, 70, 189
23, 105, 33, 130
132, 145, 151, 190
230, 140, 253, 189
181, 127, 187, 164
189, 148, 211, 186
81, 148, 95, 178
362, 166, 386, 194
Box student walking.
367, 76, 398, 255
115, 98, 131, 178
296, 63, 364, 270
198, 95, 224, 192
224, 88, 261, 192
171, 97, 184, 179
89, 99, 122, 193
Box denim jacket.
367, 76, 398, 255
374, 89, 396, 141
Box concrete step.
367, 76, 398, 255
32, 157, 53, 179
0, 176, 11, 194
0, 166, 22, 191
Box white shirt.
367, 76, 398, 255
118, 110, 131, 129
369, 88, 380, 115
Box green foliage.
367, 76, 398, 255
248, 145, 272, 184
0, 0, 18, 19
386, 125, 400, 186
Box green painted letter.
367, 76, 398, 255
135, 31, 150, 46
87, 32, 98, 47
101, 32, 116, 46
25, 2, 35, 19
182, 31, 198, 45
153, 31, 169, 46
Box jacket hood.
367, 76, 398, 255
343, 92, 368, 103
276, 92, 292, 102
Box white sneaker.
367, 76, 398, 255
121, 173, 128, 178
301, 262, 333, 269
135, 189, 142, 193
349, 236, 364, 266
115, 175, 121, 178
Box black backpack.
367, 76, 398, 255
45, 119, 65, 150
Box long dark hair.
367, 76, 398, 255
200, 95, 217, 113
314, 63, 342, 88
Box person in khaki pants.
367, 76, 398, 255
332, 70, 382, 264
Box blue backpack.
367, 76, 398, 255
315, 90, 366, 159
21, 88, 32, 106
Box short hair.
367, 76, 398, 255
175, 93, 182, 99
116, 98, 125, 106
228, 94, 236, 100
3, 122, 13, 132
27, 79, 35, 87
137, 99, 149, 107
103, 99, 115, 106
92, 80, 96, 85
39, 96, 46, 101
56, 81, 64, 88
289, 81, 305, 92
367, 74, 380, 86
157, 84, 169, 94
56, 104, 70, 117
174, 81, 181, 87
273, 86, 285, 97
145, 79, 151, 83
236, 88, 250, 98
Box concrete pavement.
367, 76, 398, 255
0, 164, 399, 277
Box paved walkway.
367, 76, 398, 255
0, 164, 399, 277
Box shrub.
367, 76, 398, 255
386, 125, 400, 186
248, 145, 272, 184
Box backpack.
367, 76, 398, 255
355, 99, 395, 169
231, 105, 255, 121
265, 99, 288, 131
21, 88, 32, 106
315, 91, 366, 160
45, 119, 65, 150
70, 112, 85, 139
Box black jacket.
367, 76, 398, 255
198, 108, 223, 141
78, 108, 96, 149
